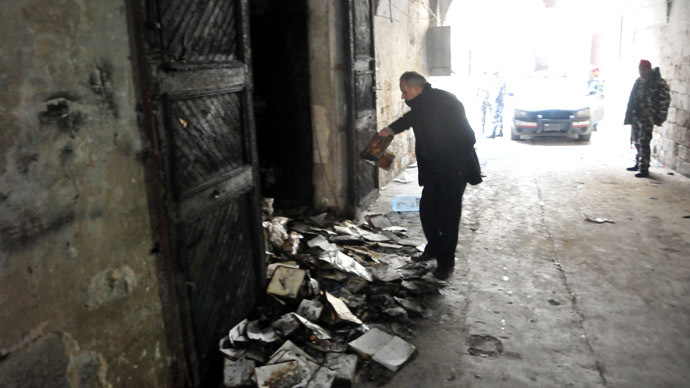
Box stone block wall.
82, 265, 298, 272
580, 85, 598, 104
649, 3, 690, 176
0, 1, 173, 386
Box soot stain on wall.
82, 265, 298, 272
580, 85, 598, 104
38, 98, 86, 138
89, 61, 118, 118
1, 208, 76, 251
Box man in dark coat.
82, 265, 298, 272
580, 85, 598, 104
378, 71, 480, 279
624, 59, 671, 178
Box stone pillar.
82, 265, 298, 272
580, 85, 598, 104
308, 0, 350, 214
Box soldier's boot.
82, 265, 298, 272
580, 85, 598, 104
626, 164, 639, 171
635, 169, 649, 178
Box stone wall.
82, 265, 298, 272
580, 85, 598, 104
0, 1, 172, 386
374, 0, 433, 185
652, 3, 690, 176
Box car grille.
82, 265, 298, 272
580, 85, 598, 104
537, 110, 572, 120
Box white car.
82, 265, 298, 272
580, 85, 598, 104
510, 75, 604, 141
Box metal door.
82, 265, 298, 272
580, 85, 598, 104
345, 0, 379, 216
134, 0, 265, 386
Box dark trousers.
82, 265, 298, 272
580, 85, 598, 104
419, 177, 468, 269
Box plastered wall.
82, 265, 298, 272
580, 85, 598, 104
0, 1, 172, 386
374, 0, 433, 185
308, 0, 351, 215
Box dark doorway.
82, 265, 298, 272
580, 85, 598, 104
250, 0, 314, 211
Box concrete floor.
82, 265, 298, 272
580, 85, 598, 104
359, 124, 690, 387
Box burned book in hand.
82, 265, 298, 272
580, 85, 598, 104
360, 133, 395, 170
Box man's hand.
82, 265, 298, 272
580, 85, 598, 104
379, 127, 393, 137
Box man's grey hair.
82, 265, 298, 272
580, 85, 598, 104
400, 71, 427, 88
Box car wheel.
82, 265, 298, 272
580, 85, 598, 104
578, 134, 591, 141
511, 132, 521, 140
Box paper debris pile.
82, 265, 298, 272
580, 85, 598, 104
220, 200, 447, 387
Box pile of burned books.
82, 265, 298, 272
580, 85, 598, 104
220, 201, 446, 387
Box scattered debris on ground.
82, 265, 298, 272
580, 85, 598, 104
220, 199, 446, 387
584, 215, 615, 224
392, 173, 413, 184
467, 335, 503, 358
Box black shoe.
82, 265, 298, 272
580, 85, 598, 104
412, 252, 435, 262
432, 266, 454, 280
486, 134, 495, 139
635, 170, 649, 178
626, 165, 639, 171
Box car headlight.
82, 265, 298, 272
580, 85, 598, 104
574, 108, 590, 119
514, 110, 531, 119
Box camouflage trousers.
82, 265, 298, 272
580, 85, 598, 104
480, 101, 493, 134
491, 103, 504, 136
631, 120, 653, 171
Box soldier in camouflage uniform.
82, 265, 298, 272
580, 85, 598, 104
488, 71, 506, 138
624, 59, 671, 178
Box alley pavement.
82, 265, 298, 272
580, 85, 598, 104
359, 124, 690, 387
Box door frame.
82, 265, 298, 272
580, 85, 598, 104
343, 0, 380, 218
